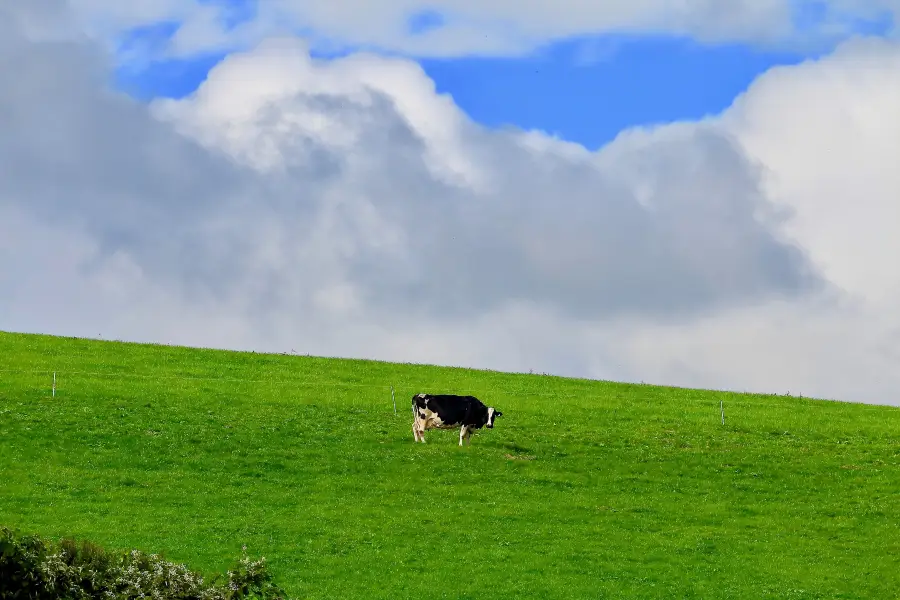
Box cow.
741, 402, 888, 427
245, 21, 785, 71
411, 393, 503, 446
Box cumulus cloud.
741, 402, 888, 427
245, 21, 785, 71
621, 35, 900, 403
62, 0, 900, 61
3, 2, 900, 405
149, 40, 818, 322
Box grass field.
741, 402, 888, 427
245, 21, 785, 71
1, 330, 899, 599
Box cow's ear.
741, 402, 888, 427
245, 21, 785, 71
496, 411, 503, 417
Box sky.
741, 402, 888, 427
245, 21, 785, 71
2, 0, 900, 405
117, 33, 810, 149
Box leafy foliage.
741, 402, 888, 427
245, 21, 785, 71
0, 527, 286, 600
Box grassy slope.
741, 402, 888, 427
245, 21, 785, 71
1, 331, 898, 599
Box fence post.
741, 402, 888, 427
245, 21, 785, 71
52, 372, 56, 398
391, 385, 396, 415
720, 399, 725, 425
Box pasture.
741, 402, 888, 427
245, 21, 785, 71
1, 331, 899, 599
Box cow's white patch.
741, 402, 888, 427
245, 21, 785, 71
413, 405, 462, 444
487, 407, 495, 426
419, 408, 454, 430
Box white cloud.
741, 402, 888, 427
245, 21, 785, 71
724, 37, 900, 309
609, 299, 900, 403
3, 2, 900, 405
613, 36, 900, 403
61, 0, 900, 60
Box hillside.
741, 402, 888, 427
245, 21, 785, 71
1, 330, 898, 599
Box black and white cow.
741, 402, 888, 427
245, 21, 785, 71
411, 393, 503, 445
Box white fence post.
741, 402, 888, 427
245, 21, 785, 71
52, 372, 56, 398
720, 399, 725, 425
391, 385, 396, 415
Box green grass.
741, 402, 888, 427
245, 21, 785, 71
1, 330, 899, 599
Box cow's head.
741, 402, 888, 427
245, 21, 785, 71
486, 407, 503, 428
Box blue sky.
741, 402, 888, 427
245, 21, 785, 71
113, 23, 816, 150
418, 37, 807, 149
108, 0, 898, 149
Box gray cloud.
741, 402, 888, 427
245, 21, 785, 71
141, 57, 820, 323
391, 123, 822, 321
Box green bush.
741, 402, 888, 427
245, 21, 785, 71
0, 527, 287, 600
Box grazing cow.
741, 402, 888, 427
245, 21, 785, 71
411, 393, 503, 446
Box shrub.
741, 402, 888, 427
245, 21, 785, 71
0, 527, 287, 600
0, 527, 47, 599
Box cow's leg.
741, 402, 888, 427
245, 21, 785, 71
413, 420, 425, 443
459, 425, 468, 446
465, 428, 473, 445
